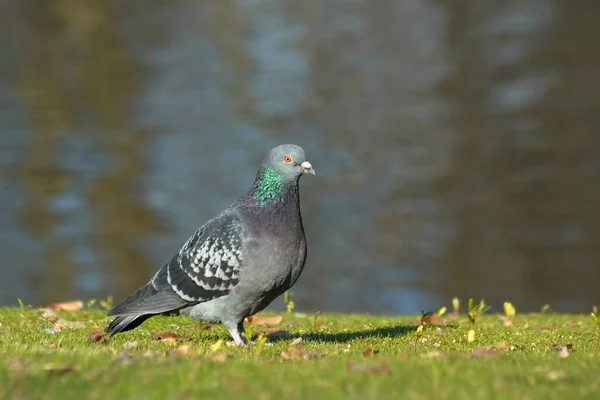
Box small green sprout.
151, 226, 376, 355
591, 312, 599, 327
87, 298, 96, 309
591, 311, 600, 340
100, 296, 113, 311
437, 306, 447, 317
504, 302, 516, 318
284, 291, 295, 314
210, 339, 224, 353
467, 329, 475, 343
541, 304, 552, 314
254, 334, 268, 354
452, 297, 460, 314
17, 298, 25, 309
466, 298, 488, 344
312, 311, 321, 331
414, 323, 424, 346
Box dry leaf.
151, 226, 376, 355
432, 342, 441, 348
498, 316, 513, 327
246, 315, 283, 327
153, 332, 192, 342
347, 363, 392, 375
565, 321, 582, 327
535, 326, 555, 331
280, 346, 320, 360
88, 331, 105, 343
363, 348, 379, 357
291, 337, 303, 346
421, 313, 437, 325
165, 344, 192, 357
47, 301, 84, 312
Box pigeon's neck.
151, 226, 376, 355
251, 167, 289, 206
237, 167, 303, 234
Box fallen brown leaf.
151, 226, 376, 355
347, 362, 392, 375
565, 321, 582, 327
87, 331, 105, 343
363, 348, 379, 357
498, 316, 513, 327
47, 301, 84, 312
153, 332, 192, 342
280, 345, 320, 360
165, 344, 192, 357
246, 315, 283, 327
421, 313, 437, 325
535, 326, 555, 331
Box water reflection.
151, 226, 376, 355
1, 0, 598, 314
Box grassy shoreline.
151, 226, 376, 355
1, 305, 599, 399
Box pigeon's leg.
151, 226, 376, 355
223, 320, 246, 347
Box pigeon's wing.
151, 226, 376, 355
160, 212, 244, 302
107, 211, 245, 316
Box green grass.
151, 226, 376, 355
1, 305, 600, 399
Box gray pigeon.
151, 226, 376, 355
105, 144, 315, 346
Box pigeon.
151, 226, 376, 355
105, 144, 315, 346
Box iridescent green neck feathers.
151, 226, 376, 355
253, 167, 287, 206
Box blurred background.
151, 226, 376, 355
1, 0, 599, 315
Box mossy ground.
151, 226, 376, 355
1, 305, 599, 399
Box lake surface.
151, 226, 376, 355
1, 0, 599, 314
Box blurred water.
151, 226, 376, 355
1, 0, 599, 314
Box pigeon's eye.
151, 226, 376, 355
283, 155, 293, 164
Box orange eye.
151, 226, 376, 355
283, 155, 293, 164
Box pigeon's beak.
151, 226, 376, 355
301, 161, 316, 176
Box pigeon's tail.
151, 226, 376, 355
105, 275, 189, 336
105, 314, 151, 336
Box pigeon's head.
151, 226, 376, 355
262, 144, 316, 181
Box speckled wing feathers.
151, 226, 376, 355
157, 213, 244, 303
